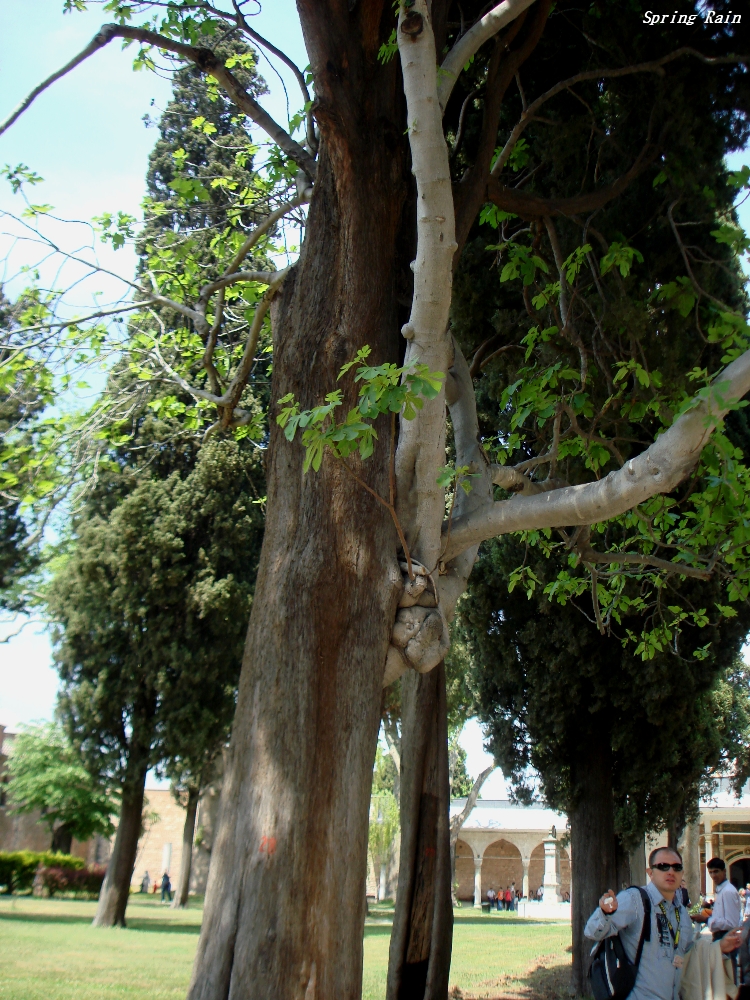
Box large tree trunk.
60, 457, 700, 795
92, 739, 150, 928
186, 10, 411, 997
51, 823, 73, 855
172, 786, 199, 909
386, 664, 453, 1000
569, 735, 616, 996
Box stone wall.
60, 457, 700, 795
481, 838, 524, 897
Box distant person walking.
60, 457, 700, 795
536, 885, 543, 901
140, 871, 151, 894
161, 871, 172, 903
505, 887, 514, 912
487, 887, 496, 910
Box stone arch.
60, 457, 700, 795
455, 838, 475, 902
482, 838, 523, 898
729, 856, 750, 890
529, 842, 545, 896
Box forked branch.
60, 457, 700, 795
442, 347, 750, 562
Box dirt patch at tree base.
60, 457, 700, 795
450, 956, 574, 1000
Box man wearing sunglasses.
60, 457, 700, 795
585, 847, 741, 1000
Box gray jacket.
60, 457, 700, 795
584, 882, 694, 1000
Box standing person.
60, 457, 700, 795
507, 885, 515, 913
692, 858, 741, 980
537, 884, 544, 902
504, 887, 512, 911
487, 887, 496, 910
585, 846, 741, 1000
161, 870, 172, 904
140, 870, 151, 894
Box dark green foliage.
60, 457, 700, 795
448, 734, 474, 799
451, 0, 750, 632
0, 850, 84, 895
46, 39, 269, 823
450, 0, 750, 842
0, 287, 44, 610
460, 534, 750, 845
49, 437, 264, 793
139, 38, 268, 248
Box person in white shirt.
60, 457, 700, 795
692, 857, 742, 981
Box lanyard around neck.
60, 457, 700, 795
659, 901, 680, 948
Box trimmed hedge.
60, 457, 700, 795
0, 851, 85, 894
39, 864, 106, 897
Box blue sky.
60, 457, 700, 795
0, 4, 747, 798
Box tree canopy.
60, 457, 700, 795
5, 722, 116, 854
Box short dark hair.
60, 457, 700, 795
707, 857, 726, 871
648, 846, 683, 867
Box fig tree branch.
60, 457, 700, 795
438, 0, 541, 110
0, 23, 317, 181
441, 347, 750, 561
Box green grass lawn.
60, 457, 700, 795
0, 895, 571, 1000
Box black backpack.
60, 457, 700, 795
589, 887, 652, 1000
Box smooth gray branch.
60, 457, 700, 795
438, 0, 540, 111
442, 347, 750, 561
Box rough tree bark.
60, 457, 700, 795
93, 737, 151, 928
186, 8, 412, 997
386, 663, 453, 1000
172, 785, 200, 909
569, 736, 617, 995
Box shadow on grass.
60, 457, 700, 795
0, 911, 201, 935
454, 958, 573, 1000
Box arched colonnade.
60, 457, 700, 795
455, 832, 570, 907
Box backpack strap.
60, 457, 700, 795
633, 886, 651, 968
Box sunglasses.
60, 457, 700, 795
651, 863, 684, 872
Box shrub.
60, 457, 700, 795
0, 851, 85, 893
39, 864, 106, 897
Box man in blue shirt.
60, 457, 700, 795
584, 847, 741, 1000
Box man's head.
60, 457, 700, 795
707, 858, 727, 885
647, 847, 683, 897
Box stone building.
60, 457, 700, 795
453, 799, 571, 916
0, 726, 220, 893
6, 723, 750, 904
